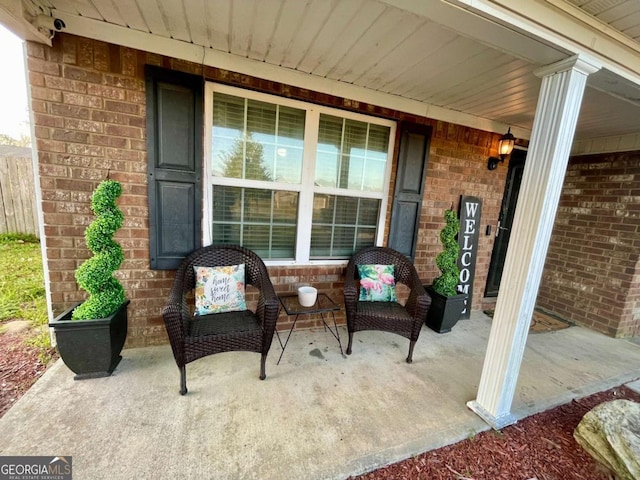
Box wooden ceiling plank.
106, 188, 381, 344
412, 48, 507, 103
114, 0, 148, 31
183, 0, 209, 47
247, 0, 282, 61
454, 77, 538, 112
591, 0, 637, 23
135, 0, 169, 37
296, 0, 369, 74
157, 0, 191, 42
353, 21, 456, 88
204, 0, 231, 52
435, 58, 532, 106
387, 36, 486, 98
229, 0, 255, 57
55, 0, 101, 19
91, 0, 125, 26
308, 0, 387, 77
280, 0, 338, 69
329, 8, 424, 83
262, 0, 312, 65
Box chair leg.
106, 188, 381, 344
179, 366, 188, 395
260, 354, 267, 380
346, 332, 354, 355
406, 340, 416, 364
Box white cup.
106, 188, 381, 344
297, 286, 318, 307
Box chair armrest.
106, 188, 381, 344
404, 268, 431, 321
253, 265, 280, 332
343, 259, 359, 318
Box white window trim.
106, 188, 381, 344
203, 82, 396, 266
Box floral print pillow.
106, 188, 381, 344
193, 264, 247, 315
357, 264, 397, 302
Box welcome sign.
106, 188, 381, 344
457, 196, 482, 319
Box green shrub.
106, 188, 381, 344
72, 180, 126, 320
432, 208, 461, 296
0, 233, 39, 244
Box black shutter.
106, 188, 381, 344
388, 123, 431, 260
146, 66, 203, 270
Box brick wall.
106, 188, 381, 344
537, 151, 640, 337
28, 33, 505, 347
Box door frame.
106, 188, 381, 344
484, 148, 527, 297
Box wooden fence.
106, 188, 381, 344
0, 155, 39, 237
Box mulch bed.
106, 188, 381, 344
0, 328, 54, 418
353, 385, 640, 480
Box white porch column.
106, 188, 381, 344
467, 55, 601, 429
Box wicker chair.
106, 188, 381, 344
162, 245, 279, 395
344, 246, 431, 363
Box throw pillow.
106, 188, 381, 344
194, 264, 247, 315
357, 264, 397, 302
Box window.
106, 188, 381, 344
204, 84, 395, 264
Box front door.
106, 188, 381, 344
484, 148, 526, 297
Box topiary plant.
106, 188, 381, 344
72, 180, 126, 320
432, 207, 461, 297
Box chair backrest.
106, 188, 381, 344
348, 246, 416, 286
177, 245, 269, 294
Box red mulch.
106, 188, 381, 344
1, 326, 638, 479
0, 328, 56, 418
353, 386, 640, 480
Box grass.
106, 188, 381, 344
0, 233, 52, 363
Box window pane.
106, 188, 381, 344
271, 226, 296, 258
212, 185, 241, 222
333, 226, 356, 256
355, 228, 376, 251
211, 185, 297, 260
310, 194, 379, 259
358, 198, 379, 225
274, 191, 298, 223
243, 224, 270, 254
316, 114, 390, 193
316, 116, 342, 188
310, 225, 331, 257
243, 188, 273, 222
212, 93, 305, 184
214, 224, 241, 245
334, 196, 358, 224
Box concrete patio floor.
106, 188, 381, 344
1, 312, 639, 479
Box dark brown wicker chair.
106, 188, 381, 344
162, 245, 279, 395
344, 246, 431, 363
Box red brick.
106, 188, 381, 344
63, 65, 102, 84
105, 124, 143, 139
105, 99, 140, 115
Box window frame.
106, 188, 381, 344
203, 82, 396, 266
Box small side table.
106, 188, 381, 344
276, 293, 344, 364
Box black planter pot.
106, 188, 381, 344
49, 300, 129, 380
425, 286, 468, 333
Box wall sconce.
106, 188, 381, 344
487, 128, 515, 170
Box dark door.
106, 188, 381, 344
484, 148, 527, 297
388, 123, 431, 260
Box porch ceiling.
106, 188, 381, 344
6, 0, 640, 148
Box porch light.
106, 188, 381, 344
487, 128, 515, 170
